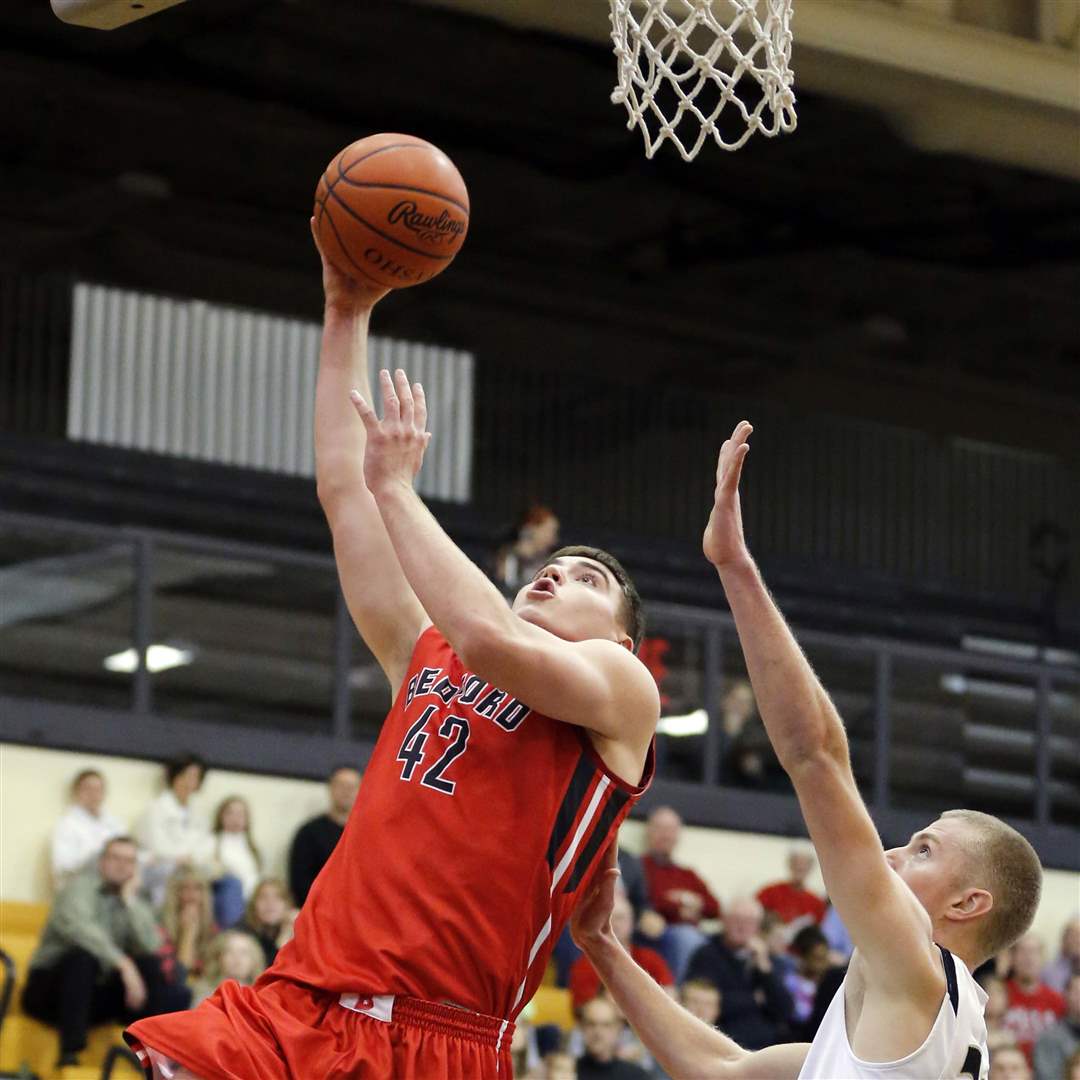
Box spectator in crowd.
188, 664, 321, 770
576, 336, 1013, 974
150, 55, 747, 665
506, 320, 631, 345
984, 974, 1021, 1054
640, 806, 720, 980
685, 896, 793, 1050
21, 836, 190, 1070
211, 795, 261, 901
569, 890, 673, 1010
756, 844, 826, 928
615, 847, 659, 935
717, 679, 782, 790
991, 1045, 1033, 1080
575, 996, 650, 1080
1007, 932, 1067, 1061
1065, 1049, 1080, 1080
783, 925, 838, 1038
1044, 918, 1080, 995
542, 1049, 579, 1080
190, 929, 266, 1007
680, 978, 721, 1027
51, 767, 126, 890
760, 910, 796, 981
493, 504, 561, 591
135, 753, 245, 928
287, 764, 362, 907
1033, 973, 1080, 1080
240, 877, 298, 968
159, 866, 217, 980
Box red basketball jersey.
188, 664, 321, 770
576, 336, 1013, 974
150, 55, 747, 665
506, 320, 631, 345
271, 626, 654, 1022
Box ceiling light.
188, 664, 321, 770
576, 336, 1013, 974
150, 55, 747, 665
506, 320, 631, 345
104, 644, 193, 674
657, 708, 709, 737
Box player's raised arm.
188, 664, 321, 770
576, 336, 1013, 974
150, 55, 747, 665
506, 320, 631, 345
311, 220, 429, 697
349, 371, 658, 768
703, 423, 945, 1006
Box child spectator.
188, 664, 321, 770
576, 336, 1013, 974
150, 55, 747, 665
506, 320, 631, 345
160, 866, 217, 981
756, 845, 826, 928
1045, 918, 1080, 995
542, 1049, 578, 1080
761, 910, 797, 981
1007, 933, 1067, 1062
681, 978, 722, 1027
51, 768, 125, 890
1033, 973, 1080, 1080
288, 765, 362, 907
568, 890, 672, 1010
575, 996, 650, 1080
990, 1045, 1033, 1080
983, 974, 1021, 1054
240, 878, 298, 968
22, 836, 190, 1070
211, 796, 261, 901
190, 930, 266, 1007
783, 925, 836, 1037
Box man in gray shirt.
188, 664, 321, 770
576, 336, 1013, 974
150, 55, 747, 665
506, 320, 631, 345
22, 835, 191, 1069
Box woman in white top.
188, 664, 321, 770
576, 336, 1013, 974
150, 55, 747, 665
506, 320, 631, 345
211, 797, 261, 900
51, 768, 126, 889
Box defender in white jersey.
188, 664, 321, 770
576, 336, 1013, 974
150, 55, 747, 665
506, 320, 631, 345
571, 420, 1043, 1080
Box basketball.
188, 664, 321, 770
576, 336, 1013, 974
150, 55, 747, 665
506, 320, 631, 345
313, 133, 470, 290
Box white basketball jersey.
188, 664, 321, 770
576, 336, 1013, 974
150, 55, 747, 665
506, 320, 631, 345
798, 946, 990, 1080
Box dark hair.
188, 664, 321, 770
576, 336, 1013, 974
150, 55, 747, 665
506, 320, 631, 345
71, 768, 103, 793
165, 753, 207, 787
547, 545, 645, 650
102, 834, 136, 854
791, 925, 829, 957
328, 764, 361, 783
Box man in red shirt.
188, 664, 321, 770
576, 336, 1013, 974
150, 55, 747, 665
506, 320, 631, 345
756, 845, 826, 929
569, 888, 672, 1010
640, 805, 720, 979
1006, 931, 1066, 1062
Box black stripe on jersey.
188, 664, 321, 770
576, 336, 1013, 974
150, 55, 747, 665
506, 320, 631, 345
563, 786, 630, 894
546, 754, 598, 872
939, 945, 959, 1015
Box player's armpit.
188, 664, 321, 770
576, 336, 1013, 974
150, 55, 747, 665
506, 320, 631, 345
459, 624, 659, 746
787, 751, 944, 1000
328, 501, 430, 698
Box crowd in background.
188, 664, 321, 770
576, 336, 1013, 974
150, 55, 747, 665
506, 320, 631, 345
24, 758, 1080, 1079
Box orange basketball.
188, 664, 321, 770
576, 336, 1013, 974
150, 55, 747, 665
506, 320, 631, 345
313, 133, 470, 290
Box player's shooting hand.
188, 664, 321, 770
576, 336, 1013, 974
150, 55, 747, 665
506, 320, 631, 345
570, 843, 621, 953
310, 216, 390, 314
702, 420, 753, 569
350, 368, 432, 498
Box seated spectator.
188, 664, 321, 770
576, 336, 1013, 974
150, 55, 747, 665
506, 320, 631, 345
640, 806, 720, 980
288, 764, 362, 907
615, 846, 661, 937
717, 679, 783, 790
1033, 973, 1080, 1080
493, 504, 560, 590
783, 925, 838, 1038
991, 1044, 1033, 1080
575, 996, 650, 1080
542, 1049, 578, 1080
190, 930, 266, 1007
51, 767, 126, 891
1044, 918, 1080, 995
761, 910, 796, 981
983, 974, 1021, 1054
211, 795, 261, 901
240, 878, 298, 968
21, 836, 190, 1070
135, 753, 245, 928
685, 896, 793, 1050
680, 978, 721, 1027
568, 890, 673, 1010
160, 866, 218, 981
756, 844, 826, 929
1006, 932, 1066, 1061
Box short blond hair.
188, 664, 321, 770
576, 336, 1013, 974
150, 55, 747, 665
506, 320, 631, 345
941, 809, 1042, 960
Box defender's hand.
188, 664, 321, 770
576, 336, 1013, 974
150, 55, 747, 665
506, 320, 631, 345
351, 368, 431, 498
570, 843, 621, 952
310, 216, 390, 313
703, 420, 753, 569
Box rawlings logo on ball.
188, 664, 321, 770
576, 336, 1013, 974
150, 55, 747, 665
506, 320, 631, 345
387, 201, 466, 245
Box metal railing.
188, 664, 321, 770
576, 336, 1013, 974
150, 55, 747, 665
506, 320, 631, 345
2, 509, 1077, 867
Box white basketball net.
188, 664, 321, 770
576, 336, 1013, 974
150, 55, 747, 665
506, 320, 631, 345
610, 0, 797, 161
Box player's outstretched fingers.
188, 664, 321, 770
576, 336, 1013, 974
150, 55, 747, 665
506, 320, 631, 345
394, 368, 415, 428
379, 369, 400, 423
348, 389, 379, 433
413, 382, 428, 433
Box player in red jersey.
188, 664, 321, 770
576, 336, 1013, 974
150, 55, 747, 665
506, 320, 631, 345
124, 222, 659, 1079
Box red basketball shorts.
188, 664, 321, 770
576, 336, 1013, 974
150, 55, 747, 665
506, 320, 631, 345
124, 975, 515, 1079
